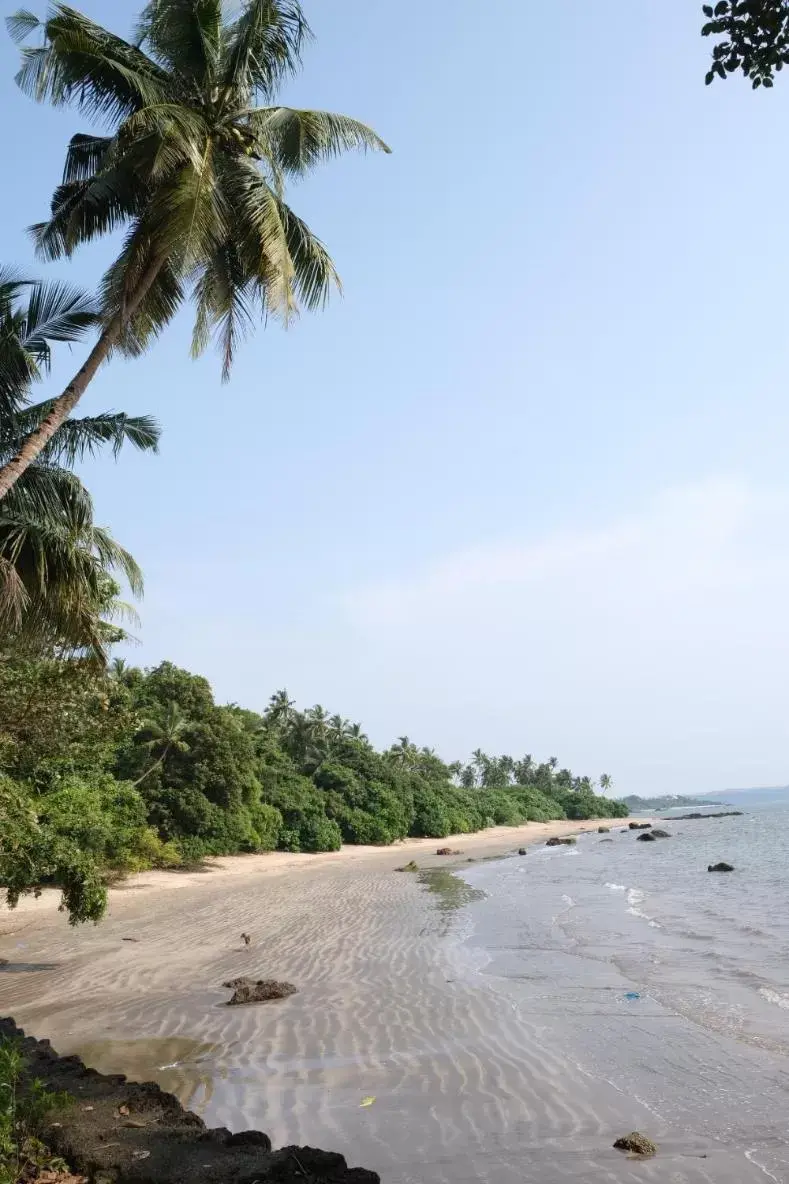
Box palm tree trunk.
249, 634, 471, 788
132, 743, 171, 788
0, 260, 163, 502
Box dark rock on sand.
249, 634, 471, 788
396, 860, 419, 872
673, 811, 743, 820
546, 836, 576, 847
0, 1017, 378, 1184
435, 847, 462, 856
629, 822, 652, 830
708, 862, 734, 872
614, 1131, 657, 1157
224, 977, 297, 1005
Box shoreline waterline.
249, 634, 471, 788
0, 816, 638, 922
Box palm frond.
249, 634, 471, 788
6, 8, 39, 43
0, 466, 94, 540
89, 525, 143, 598
220, 155, 295, 318
221, 0, 309, 102
31, 169, 146, 261
101, 227, 184, 354
191, 241, 254, 379
120, 103, 212, 176
146, 145, 224, 270
62, 132, 113, 182
0, 499, 140, 663
0, 554, 28, 628
0, 272, 97, 419
22, 279, 99, 350
13, 4, 173, 124
249, 107, 391, 175
29, 407, 161, 463
275, 194, 340, 311
136, 0, 223, 86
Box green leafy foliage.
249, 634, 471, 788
702, 0, 789, 87
0, 1037, 70, 1184
0, 656, 627, 924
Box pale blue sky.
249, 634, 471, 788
3, 2, 789, 795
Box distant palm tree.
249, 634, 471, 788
328, 714, 350, 742
348, 722, 367, 743
0, 0, 390, 500
390, 736, 416, 767
306, 704, 329, 739
132, 700, 190, 786
599, 773, 613, 793
514, 754, 534, 785
471, 748, 489, 785
266, 689, 295, 728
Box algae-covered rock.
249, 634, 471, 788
614, 1132, 657, 1157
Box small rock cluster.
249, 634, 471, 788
223, 977, 297, 1005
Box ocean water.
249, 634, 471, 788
451, 804, 789, 1181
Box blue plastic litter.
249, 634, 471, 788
624, 991, 640, 1000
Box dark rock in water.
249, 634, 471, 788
614, 1131, 657, 1157
598, 826, 610, 833
708, 862, 734, 873
673, 811, 743, 820
518, 848, 527, 856
651, 829, 671, 838
599, 838, 614, 843
629, 822, 652, 830
546, 836, 576, 847
224, 977, 297, 1005
0, 1017, 379, 1184
637, 832, 657, 842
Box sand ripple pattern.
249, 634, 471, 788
0, 856, 782, 1183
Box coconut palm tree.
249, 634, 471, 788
0, 269, 160, 658
265, 688, 295, 729
132, 699, 191, 786
328, 714, 350, 743
0, 0, 390, 500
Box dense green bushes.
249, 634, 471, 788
0, 654, 628, 920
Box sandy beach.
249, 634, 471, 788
0, 818, 647, 1183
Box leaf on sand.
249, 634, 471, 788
132, 1150, 151, 1160
359, 1096, 376, 1108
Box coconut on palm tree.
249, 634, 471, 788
0, 269, 159, 659
0, 0, 390, 500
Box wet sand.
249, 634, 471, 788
0, 819, 664, 1184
